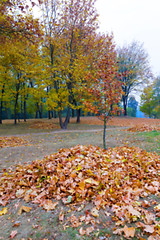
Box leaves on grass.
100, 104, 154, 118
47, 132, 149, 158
0, 136, 29, 148
0, 144, 159, 238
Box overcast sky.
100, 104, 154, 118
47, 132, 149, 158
95, 0, 160, 76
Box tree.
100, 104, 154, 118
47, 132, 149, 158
140, 77, 160, 118
0, 29, 43, 124
0, 0, 43, 124
41, 0, 99, 129
117, 41, 152, 116
84, 34, 122, 149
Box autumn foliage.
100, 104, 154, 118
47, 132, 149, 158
0, 145, 159, 238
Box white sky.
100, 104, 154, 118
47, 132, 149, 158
95, 0, 160, 76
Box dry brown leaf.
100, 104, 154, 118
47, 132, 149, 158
86, 226, 94, 235
154, 204, 160, 212
43, 200, 58, 212
91, 208, 99, 217
59, 208, 64, 222
123, 225, 135, 238
143, 225, 155, 233
10, 230, 17, 239
79, 227, 86, 235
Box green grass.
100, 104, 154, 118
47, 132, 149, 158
138, 130, 160, 138
136, 130, 160, 153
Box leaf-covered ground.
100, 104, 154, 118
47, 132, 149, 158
0, 145, 160, 239
0, 136, 29, 148
126, 125, 160, 132
29, 121, 58, 130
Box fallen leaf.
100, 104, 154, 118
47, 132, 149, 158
13, 221, 20, 227
123, 225, 135, 238
79, 181, 85, 190
59, 208, 64, 222
154, 204, 160, 212
143, 225, 155, 233
113, 228, 123, 235
91, 207, 99, 217
18, 206, 32, 215
86, 226, 94, 235
0, 207, 7, 216
79, 227, 86, 235
43, 200, 58, 211
10, 230, 17, 239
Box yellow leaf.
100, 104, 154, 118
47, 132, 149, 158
0, 207, 7, 216
76, 164, 82, 171
18, 206, 32, 215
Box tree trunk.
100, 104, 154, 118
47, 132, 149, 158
76, 108, 81, 123
14, 93, 19, 124
48, 110, 52, 119
0, 84, 5, 124
0, 100, 2, 124
58, 108, 70, 129
53, 110, 57, 118
4, 103, 8, 119
103, 117, 106, 150
35, 111, 38, 118
123, 96, 128, 116
24, 99, 27, 122
72, 109, 75, 118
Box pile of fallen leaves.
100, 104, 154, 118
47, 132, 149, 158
0, 136, 29, 148
29, 121, 58, 129
0, 145, 160, 239
127, 125, 160, 132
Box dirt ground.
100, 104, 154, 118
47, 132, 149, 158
0, 117, 160, 240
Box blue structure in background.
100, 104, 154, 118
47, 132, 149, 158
136, 106, 145, 118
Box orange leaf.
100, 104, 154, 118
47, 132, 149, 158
123, 225, 135, 238
79, 181, 85, 190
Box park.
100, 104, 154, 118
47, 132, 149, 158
0, 0, 160, 239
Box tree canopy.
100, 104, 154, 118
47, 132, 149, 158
117, 41, 152, 116
140, 77, 160, 118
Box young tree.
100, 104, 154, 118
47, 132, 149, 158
84, 35, 122, 149
117, 41, 152, 116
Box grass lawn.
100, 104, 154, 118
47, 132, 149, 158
0, 117, 159, 240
